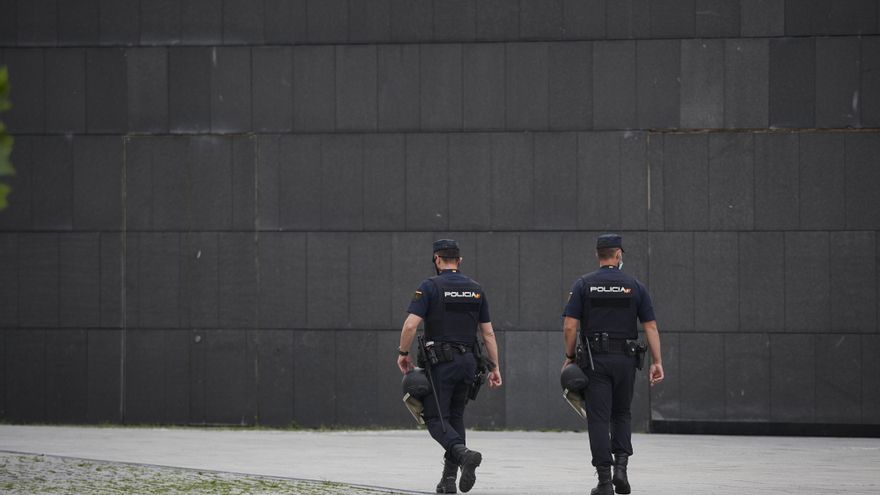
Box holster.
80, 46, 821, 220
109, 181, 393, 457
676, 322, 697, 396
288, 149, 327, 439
625, 339, 648, 370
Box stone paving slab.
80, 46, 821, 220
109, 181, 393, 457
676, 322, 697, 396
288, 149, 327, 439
1, 425, 879, 494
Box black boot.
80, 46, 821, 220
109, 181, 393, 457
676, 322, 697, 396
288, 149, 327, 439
436, 455, 458, 493
451, 444, 482, 493
590, 466, 614, 495
612, 454, 631, 494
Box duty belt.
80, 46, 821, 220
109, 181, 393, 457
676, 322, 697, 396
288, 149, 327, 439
423, 341, 473, 365
586, 334, 630, 354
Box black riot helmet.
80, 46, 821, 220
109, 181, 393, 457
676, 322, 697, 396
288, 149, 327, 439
402, 368, 432, 399
560, 363, 589, 392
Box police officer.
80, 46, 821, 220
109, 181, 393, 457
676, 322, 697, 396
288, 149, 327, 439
562, 234, 663, 495
397, 239, 502, 494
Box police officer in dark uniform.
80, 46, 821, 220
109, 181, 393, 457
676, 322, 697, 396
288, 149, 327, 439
562, 234, 664, 495
397, 239, 502, 494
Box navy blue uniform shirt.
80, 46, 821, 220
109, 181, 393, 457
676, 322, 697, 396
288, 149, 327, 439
407, 269, 491, 328
563, 266, 656, 324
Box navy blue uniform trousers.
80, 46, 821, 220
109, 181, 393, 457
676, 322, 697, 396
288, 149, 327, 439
583, 353, 637, 467
422, 351, 477, 454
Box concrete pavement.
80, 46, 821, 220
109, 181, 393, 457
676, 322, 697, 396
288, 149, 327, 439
1, 425, 879, 494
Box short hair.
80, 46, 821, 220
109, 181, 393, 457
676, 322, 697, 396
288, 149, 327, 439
435, 249, 461, 260
596, 247, 620, 260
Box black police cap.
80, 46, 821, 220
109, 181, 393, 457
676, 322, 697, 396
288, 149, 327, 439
432, 239, 460, 254
596, 233, 624, 252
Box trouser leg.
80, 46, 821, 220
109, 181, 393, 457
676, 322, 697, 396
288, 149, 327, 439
610, 357, 636, 456
423, 361, 464, 451
584, 360, 613, 468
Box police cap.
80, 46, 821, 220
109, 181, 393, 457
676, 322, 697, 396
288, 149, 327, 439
596, 233, 624, 252
432, 239, 460, 256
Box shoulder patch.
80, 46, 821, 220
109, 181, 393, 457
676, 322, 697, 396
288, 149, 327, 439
412, 290, 423, 302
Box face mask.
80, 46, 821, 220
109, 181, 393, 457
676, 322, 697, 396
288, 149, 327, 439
617, 254, 624, 270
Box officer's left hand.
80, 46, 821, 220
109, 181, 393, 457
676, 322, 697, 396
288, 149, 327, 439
397, 355, 414, 374
487, 369, 502, 388
561, 358, 574, 372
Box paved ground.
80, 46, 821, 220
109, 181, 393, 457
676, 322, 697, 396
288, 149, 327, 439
1, 425, 879, 494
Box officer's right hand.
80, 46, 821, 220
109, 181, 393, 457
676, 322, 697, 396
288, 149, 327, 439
397, 355, 414, 374
649, 363, 664, 385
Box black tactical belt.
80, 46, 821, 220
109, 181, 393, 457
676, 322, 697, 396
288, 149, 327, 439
586, 335, 630, 354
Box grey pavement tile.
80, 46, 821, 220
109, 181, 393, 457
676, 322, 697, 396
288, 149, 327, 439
506, 43, 549, 130
124, 330, 166, 423
695, 0, 740, 37
125, 233, 180, 329
636, 40, 681, 129
754, 133, 798, 230
815, 334, 861, 423
251, 330, 294, 426
420, 44, 463, 130
163, 331, 191, 424
724, 333, 770, 421
476, 0, 519, 40
258, 233, 306, 329
606, 0, 651, 39
784, 232, 830, 332
784, 0, 830, 36
218, 234, 258, 329
448, 133, 492, 230
19, 234, 59, 328
533, 132, 577, 229
279, 135, 322, 229
740, 0, 784, 36
548, 42, 592, 130
99, 233, 123, 328
592, 41, 636, 129
433, 0, 476, 41
87, 329, 121, 423
168, 47, 211, 133
349, 0, 391, 43
724, 39, 769, 128
140, 0, 180, 45
264, 0, 308, 44
405, 134, 448, 230
86, 48, 128, 133
0, 235, 17, 326
335, 331, 379, 425
504, 332, 549, 428
223, 0, 264, 44
211, 47, 251, 133
189, 136, 233, 231
306, 233, 350, 329
520, 0, 564, 40
349, 233, 393, 329
577, 132, 621, 230
861, 38, 880, 127
16, 0, 56, 45
256, 136, 280, 230
99, 0, 139, 45
127, 48, 169, 133
336, 46, 377, 131
830, 232, 876, 333
476, 233, 520, 329
462, 43, 506, 130
620, 132, 649, 230
0, 49, 44, 133
31, 137, 73, 231
307, 0, 348, 42
390, 0, 432, 42
519, 234, 564, 330
708, 133, 754, 230
5, 330, 46, 422
293, 45, 335, 132
844, 133, 880, 228
321, 135, 364, 230
680, 39, 724, 128
769, 38, 815, 127
650, 0, 695, 38
45, 49, 86, 133
863, 335, 880, 422
827, 0, 878, 35
180, 0, 222, 44
363, 134, 406, 230
662, 134, 709, 230
490, 133, 532, 230
205, 330, 255, 424
252, 47, 293, 133
648, 232, 694, 332
378, 45, 419, 131
680, 333, 725, 420
45, 330, 88, 423
59, 234, 100, 328
798, 133, 845, 229
693, 232, 738, 332
180, 232, 218, 330
738, 232, 785, 332
0, 0, 16, 44
293, 330, 336, 427
562, 0, 605, 39
815, 37, 861, 128
231, 136, 256, 231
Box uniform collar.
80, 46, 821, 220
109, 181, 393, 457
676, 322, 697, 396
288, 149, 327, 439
439, 269, 459, 274
600, 264, 619, 270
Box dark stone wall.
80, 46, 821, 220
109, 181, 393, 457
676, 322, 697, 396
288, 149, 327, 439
1, 0, 878, 431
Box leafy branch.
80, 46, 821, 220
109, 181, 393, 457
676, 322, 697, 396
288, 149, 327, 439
0, 65, 14, 211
